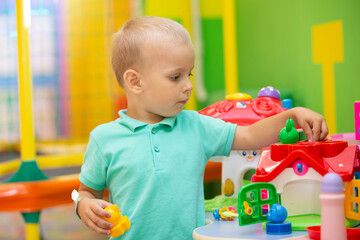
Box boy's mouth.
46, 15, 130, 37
179, 99, 188, 105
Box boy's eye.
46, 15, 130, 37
189, 72, 193, 77
171, 75, 180, 80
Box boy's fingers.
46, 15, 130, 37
88, 208, 113, 229
94, 204, 111, 218
312, 121, 321, 142
86, 219, 112, 235
301, 122, 313, 142
94, 216, 113, 230
99, 200, 113, 208
320, 121, 329, 140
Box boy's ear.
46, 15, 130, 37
123, 69, 142, 94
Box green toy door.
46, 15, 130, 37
238, 182, 280, 226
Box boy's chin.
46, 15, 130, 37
162, 110, 183, 118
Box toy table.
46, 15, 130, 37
193, 213, 310, 240
193, 213, 360, 240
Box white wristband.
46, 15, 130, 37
71, 189, 85, 219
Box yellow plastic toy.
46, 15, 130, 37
243, 201, 253, 216
102, 205, 131, 238
345, 179, 360, 221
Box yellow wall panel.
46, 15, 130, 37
312, 21, 344, 135
201, 0, 222, 18
145, 0, 182, 18
65, 0, 114, 139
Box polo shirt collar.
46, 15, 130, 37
118, 110, 176, 132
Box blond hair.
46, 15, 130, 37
112, 16, 192, 87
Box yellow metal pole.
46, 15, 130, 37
16, 1, 41, 239
182, 0, 197, 110
222, 0, 239, 95
16, 0, 36, 161
25, 223, 40, 240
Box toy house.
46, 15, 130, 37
252, 140, 360, 228
355, 102, 360, 141
199, 87, 288, 198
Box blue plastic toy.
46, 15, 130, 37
267, 203, 287, 223
213, 209, 220, 220
266, 204, 291, 235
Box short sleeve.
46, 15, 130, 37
79, 134, 109, 191
196, 113, 237, 159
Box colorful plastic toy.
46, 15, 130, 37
243, 201, 253, 216
279, 119, 299, 144
355, 102, 360, 140
345, 179, 360, 220
266, 203, 292, 235
219, 207, 237, 220
199, 87, 287, 199
305, 173, 360, 240
253, 140, 359, 183
267, 203, 287, 223
238, 182, 279, 226
213, 207, 238, 221
199, 87, 287, 126
101, 205, 131, 238
319, 173, 347, 240
237, 182, 292, 234
212, 209, 221, 220
223, 178, 235, 196
266, 221, 292, 235
221, 210, 239, 220
281, 99, 293, 109
252, 140, 360, 230
306, 226, 360, 240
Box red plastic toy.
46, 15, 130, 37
306, 225, 360, 240
199, 87, 287, 125
253, 140, 360, 183
355, 102, 360, 141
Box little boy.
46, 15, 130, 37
77, 16, 328, 239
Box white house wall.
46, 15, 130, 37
269, 168, 323, 216
219, 150, 260, 197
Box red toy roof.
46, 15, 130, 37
253, 140, 360, 183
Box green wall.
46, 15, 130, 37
142, 0, 360, 133
201, 0, 360, 133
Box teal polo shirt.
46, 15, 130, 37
79, 110, 236, 240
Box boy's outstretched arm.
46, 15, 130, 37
231, 107, 328, 150
78, 183, 114, 235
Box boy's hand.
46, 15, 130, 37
78, 197, 114, 235
292, 107, 328, 142
232, 107, 329, 152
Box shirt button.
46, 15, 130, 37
151, 128, 157, 134
154, 145, 160, 152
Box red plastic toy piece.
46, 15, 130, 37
199, 95, 286, 126
306, 225, 360, 240
253, 140, 359, 183
355, 102, 360, 141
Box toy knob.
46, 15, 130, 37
257, 86, 281, 100
286, 119, 295, 131
243, 201, 253, 216
279, 119, 299, 144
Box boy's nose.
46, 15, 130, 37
183, 78, 193, 93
